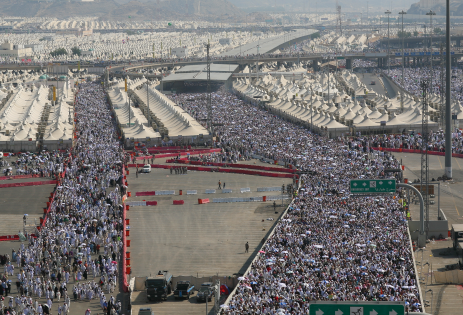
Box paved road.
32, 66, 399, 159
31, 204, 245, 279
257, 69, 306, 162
355, 72, 388, 96
126, 165, 292, 314
413, 239, 463, 315
0, 185, 54, 235
395, 152, 463, 226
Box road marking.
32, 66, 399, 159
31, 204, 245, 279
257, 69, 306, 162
437, 156, 443, 169
455, 157, 462, 170
449, 187, 461, 216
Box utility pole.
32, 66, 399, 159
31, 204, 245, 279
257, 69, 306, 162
445, 0, 452, 179
421, 80, 430, 237
205, 42, 213, 139
146, 82, 150, 126
440, 43, 444, 129
385, 10, 391, 72
399, 10, 407, 113
426, 10, 436, 92
256, 42, 260, 82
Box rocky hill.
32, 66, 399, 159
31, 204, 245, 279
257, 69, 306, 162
0, 0, 248, 22
407, 1, 463, 16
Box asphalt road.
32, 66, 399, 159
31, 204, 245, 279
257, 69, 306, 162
0, 185, 54, 235
355, 72, 389, 96
126, 167, 292, 315
395, 152, 463, 226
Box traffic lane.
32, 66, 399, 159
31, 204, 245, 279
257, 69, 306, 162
356, 73, 388, 95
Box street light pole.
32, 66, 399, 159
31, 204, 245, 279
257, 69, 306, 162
426, 10, 436, 91
310, 85, 313, 132
399, 10, 407, 113
445, 0, 452, 179
385, 10, 391, 72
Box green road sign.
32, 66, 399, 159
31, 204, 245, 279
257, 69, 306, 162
309, 301, 405, 315
337, 56, 345, 60
350, 179, 396, 194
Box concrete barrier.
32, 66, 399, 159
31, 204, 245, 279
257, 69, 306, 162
126, 201, 147, 206
173, 200, 185, 205
222, 189, 232, 193
266, 195, 290, 201
205, 189, 216, 194
409, 220, 448, 240
186, 190, 197, 195
155, 190, 175, 195
257, 187, 282, 192
240, 187, 251, 193
212, 196, 264, 203
198, 198, 210, 204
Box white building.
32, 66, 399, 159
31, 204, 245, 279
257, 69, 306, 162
171, 47, 188, 58
0, 41, 33, 58
25, 44, 44, 52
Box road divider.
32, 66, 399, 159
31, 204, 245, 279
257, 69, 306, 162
257, 187, 282, 192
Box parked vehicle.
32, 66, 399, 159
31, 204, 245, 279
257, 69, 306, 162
138, 308, 154, 315
174, 281, 194, 300
145, 271, 173, 301
196, 282, 214, 302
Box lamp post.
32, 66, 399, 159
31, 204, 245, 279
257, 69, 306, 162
310, 85, 313, 132
385, 10, 391, 72
399, 10, 407, 112
426, 10, 436, 93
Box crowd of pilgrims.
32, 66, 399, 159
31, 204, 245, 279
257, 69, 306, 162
0, 82, 128, 315
1, 151, 65, 177
386, 67, 463, 103
355, 129, 463, 154
171, 89, 421, 314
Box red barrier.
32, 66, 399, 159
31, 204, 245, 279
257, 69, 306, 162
0, 180, 58, 189
173, 200, 185, 205
167, 160, 297, 174
122, 166, 129, 293
198, 198, 210, 204
0, 174, 40, 181
146, 201, 158, 206
135, 191, 156, 196
0, 234, 37, 241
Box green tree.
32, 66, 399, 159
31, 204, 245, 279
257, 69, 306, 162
71, 47, 81, 56
50, 48, 68, 57
434, 27, 442, 35
413, 30, 419, 37
397, 31, 412, 38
